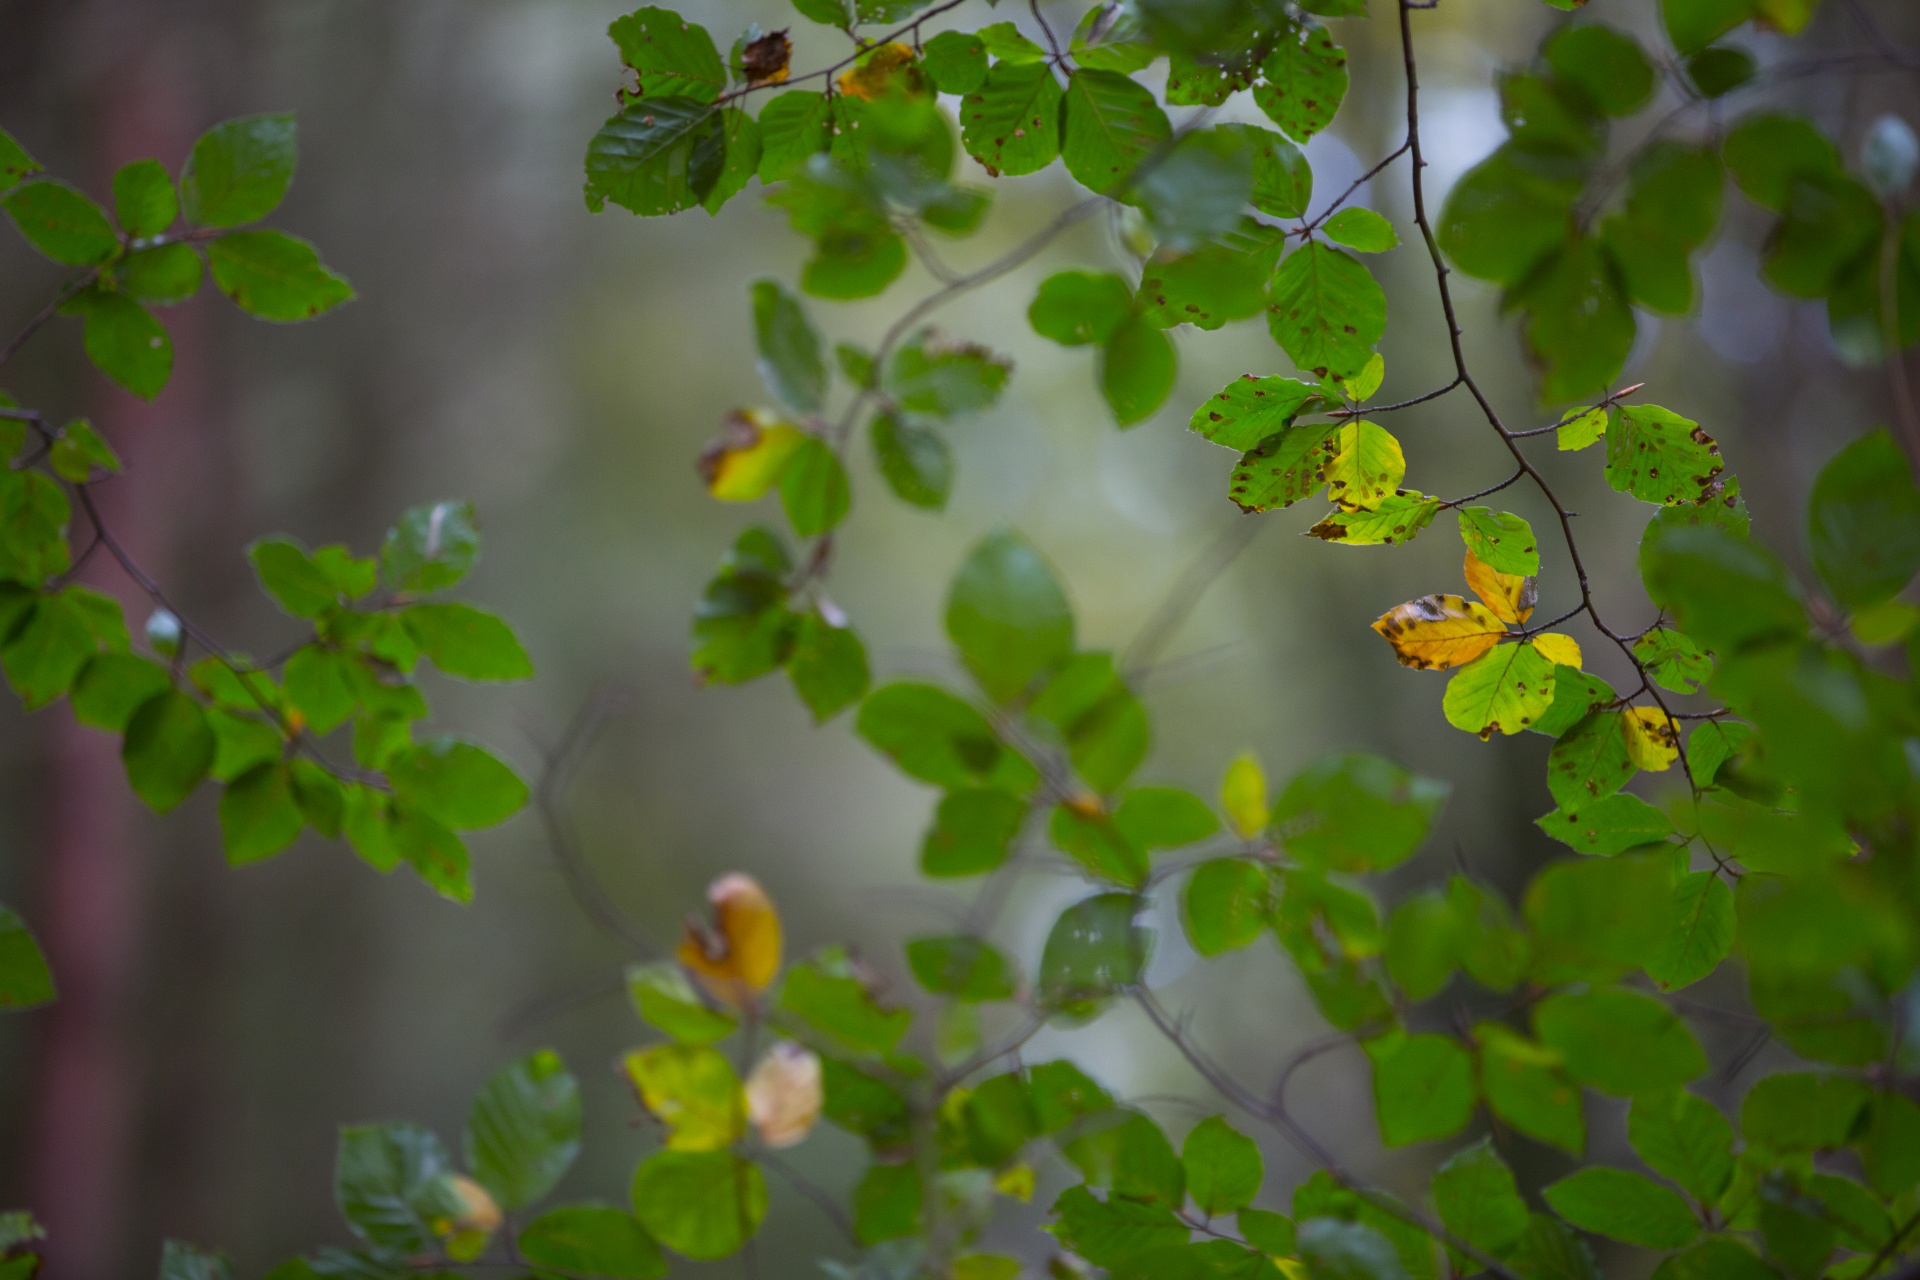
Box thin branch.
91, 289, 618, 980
715, 0, 976, 105
1299, 140, 1412, 236
1327, 376, 1461, 419
1121, 517, 1266, 678
759, 1151, 860, 1245
1439, 467, 1524, 510
0, 269, 100, 369
1506, 383, 1645, 438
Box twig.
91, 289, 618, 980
1326, 376, 1461, 419
1121, 517, 1266, 678
759, 1151, 860, 1245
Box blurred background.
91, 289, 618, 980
0, 0, 1914, 1273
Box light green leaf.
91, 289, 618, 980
64, 288, 172, 400
785, 612, 869, 721
1545, 25, 1653, 116
1183, 859, 1270, 956
207, 230, 354, 322
630, 1151, 766, 1260
778, 436, 849, 536
886, 333, 1010, 417
1030, 271, 1134, 347
1254, 21, 1349, 143
960, 62, 1062, 177
0, 127, 41, 192
1100, 314, 1176, 426
1322, 208, 1399, 253
1523, 850, 1675, 984
1047, 1185, 1186, 1267
1627, 1090, 1734, 1206
1431, 1140, 1528, 1260
853, 1162, 922, 1244
858, 683, 1036, 790
1534, 791, 1675, 855
112, 158, 177, 237
1272, 752, 1446, 874
756, 92, 832, 183
1546, 710, 1634, 810
466, 1049, 582, 1210
946, 530, 1074, 703
220, 762, 305, 865
609, 8, 727, 102
627, 962, 737, 1044
118, 242, 203, 306
922, 31, 988, 93
906, 935, 1015, 1001
1383, 891, 1459, 1001
386, 736, 528, 830
519, 1205, 665, 1280
870, 412, 951, 510
1605, 405, 1723, 507
1443, 642, 1556, 737
402, 604, 533, 682
1306, 490, 1441, 546
1542, 1168, 1698, 1249
780, 962, 911, 1055
1183, 1115, 1263, 1215
1457, 508, 1538, 576
71, 652, 171, 731
1365, 1032, 1477, 1146
181, 114, 297, 227
1632, 628, 1712, 694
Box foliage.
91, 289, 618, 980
9, 0, 1920, 1278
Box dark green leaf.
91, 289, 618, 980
1294, 1218, 1409, 1280
1431, 1140, 1528, 1260
1723, 114, 1838, 213
387, 736, 528, 829
71, 652, 171, 731
0, 128, 41, 191
1649, 1239, 1776, 1280
1114, 787, 1217, 849
1542, 1168, 1697, 1249
750, 280, 826, 413
1183, 1116, 1262, 1215
112, 158, 177, 237
2, 179, 118, 264
920, 786, 1028, 876
335, 1123, 460, 1255
1063, 1109, 1183, 1205
1364, 1032, 1476, 1146
158, 1240, 234, 1280
1523, 850, 1675, 984
1139, 238, 1277, 332
1047, 1185, 1186, 1267
467, 1049, 581, 1210
64, 288, 172, 399
1242, 126, 1312, 219
629, 1150, 766, 1260
1135, 130, 1253, 249
1858, 1093, 1920, 1197
220, 762, 304, 865
1513, 237, 1634, 403
250, 537, 342, 618
756, 92, 833, 183
1532, 668, 1616, 737
1267, 242, 1384, 379
1633, 629, 1712, 694
1475, 1023, 1585, 1154
907, 935, 1015, 1001
858, 682, 1036, 789
1272, 752, 1446, 874
1640, 522, 1804, 654
1254, 20, 1348, 144
1028, 651, 1149, 792
886, 333, 1010, 417
778, 435, 850, 536
123, 689, 215, 813
871, 412, 951, 510
1663, 0, 1753, 55
1061, 69, 1170, 195
283, 646, 356, 736
1437, 148, 1580, 287
1184, 858, 1270, 956
584, 97, 723, 216
207, 230, 354, 322
1050, 804, 1147, 886
1546, 711, 1635, 810
0, 905, 55, 1010
519, 1205, 664, 1280
1101, 315, 1177, 426
1383, 891, 1459, 1001
1740, 1072, 1871, 1152
822, 1057, 911, 1144
853, 1162, 922, 1244
1039, 892, 1148, 1019
403, 603, 533, 682
1544, 25, 1653, 116
786, 612, 869, 721
181, 114, 296, 227
1238, 1209, 1296, 1257
1511, 1214, 1598, 1280
1807, 428, 1920, 611
2, 595, 93, 708
1533, 986, 1706, 1097
118, 242, 203, 305
1627, 1090, 1734, 1206
1647, 870, 1734, 991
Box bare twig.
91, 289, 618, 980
1121, 517, 1267, 679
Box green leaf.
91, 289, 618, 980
335, 1122, 460, 1254
1048, 1185, 1187, 1267
627, 962, 737, 1044
466, 1049, 581, 1210
1322, 208, 1399, 253
220, 762, 304, 865
1268, 242, 1384, 379
1740, 1072, 1871, 1152
1685, 719, 1753, 786
0, 905, 55, 1010
1513, 237, 1635, 403
1437, 148, 1580, 287
1061, 69, 1170, 195
1239, 1209, 1296, 1257
1859, 1094, 1920, 1197
922, 31, 988, 94
387, 736, 528, 829
519, 1205, 665, 1280
960, 61, 1062, 177
1226, 424, 1339, 514
886, 333, 1010, 417
1191, 375, 1325, 453
112, 158, 177, 237
1113, 787, 1217, 849
390, 808, 472, 902
249, 537, 340, 618
1139, 237, 1277, 332
858, 682, 1036, 790
383, 500, 480, 593
1723, 114, 1839, 213
946, 530, 1074, 703
630, 1151, 766, 1260
1431, 1140, 1528, 1260
1039, 892, 1148, 1019
181, 114, 296, 227
403, 604, 533, 682
1533, 986, 1706, 1097
750, 280, 826, 413
71, 653, 171, 731
1523, 850, 1675, 984
1807, 428, 1920, 611
48, 416, 120, 483
1663, 0, 1753, 55
1101, 315, 1177, 426
1534, 791, 1675, 855
282, 646, 355, 735
778, 435, 849, 536
1135, 130, 1253, 248
584, 97, 723, 216
1544, 25, 1653, 117
123, 689, 215, 813
1649, 1240, 1776, 1280
1051, 804, 1147, 886
1364, 1032, 1476, 1147
1031, 271, 1135, 346
1542, 1168, 1698, 1249
1293, 1172, 1436, 1280
756, 92, 833, 183
853, 1162, 922, 1244
1184, 859, 1270, 956
1294, 1219, 1409, 1280
920, 786, 1027, 876
624, 1044, 745, 1151
1457, 508, 1538, 576
1063, 1109, 1183, 1205
158, 1240, 233, 1280
118, 242, 203, 306
1028, 651, 1149, 792
785, 612, 869, 721
1511, 1215, 1598, 1280
1029, 1059, 1114, 1132
610, 8, 726, 102
64, 288, 172, 400
1647, 871, 1734, 991
780, 962, 911, 1054
1546, 710, 1638, 812
1476, 1024, 1584, 1154
1272, 752, 1446, 874
907, 935, 1015, 1001
207, 230, 354, 322
871, 412, 952, 510
1254, 20, 1349, 144
1183, 1116, 1263, 1215
1633, 628, 1712, 694
2, 595, 94, 708
0, 127, 41, 192
2, 179, 118, 264
1604, 405, 1724, 507
1383, 891, 1459, 1001
1640, 522, 1803, 654
1628, 1090, 1734, 1206
822, 1057, 911, 1143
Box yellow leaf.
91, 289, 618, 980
699, 409, 805, 502
992, 1164, 1036, 1203
679, 872, 784, 1004
1275, 1261, 1309, 1280
1529, 633, 1582, 669
1339, 353, 1385, 402
1463, 549, 1536, 625
624, 1043, 748, 1151
1557, 406, 1607, 452
746, 1040, 822, 1149
1323, 420, 1405, 511
837, 42, 921, 100
1622, 706, 1679, 771
1371, 594, 1507, 671
1221, 753, 1269, 837
956, 1257, 1023, 1280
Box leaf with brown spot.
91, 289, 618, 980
1371, 594, 1508, 671
1546, 709, 1635, 809
1228, 422, 1340, 512
1307, 490, 1440, 545
1463, 550, 1536, 625
1323, 420, 1404, 511
1603, 404, 1723, 506
1443, 641, 1556, 737
1622, 706, 1679, 771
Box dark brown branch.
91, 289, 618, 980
1327, 376, 1462, 418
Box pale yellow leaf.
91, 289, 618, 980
746, 1041, 822, 1148
624, 1043, 747, 1151
993, 1164, 1036, 1203
1463, 549, 1536, 625
1220, 752, 1269, 837
1339, 353, 1385, 402
1371, 593, 1507, 671
679, 872, 784, 1004
1529, 633, 1582, 669
1623, 706, 1679, 771
838, 42, 919, 99
1323, 420, 1405, 511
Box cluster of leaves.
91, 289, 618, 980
0, 122, 534, 1019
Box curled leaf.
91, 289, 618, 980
679, 873, 783, 1003
838, 43, 923, 100
740, 31, 793, 87
1463, 550, 1536, 625
1372, 594, 1507, 671
1529, 633, 1582, 668
700, 409, 806, 501
437, 1174, 503, 1262
746, 1040, 823, 1148
1623, 706, 1679, 771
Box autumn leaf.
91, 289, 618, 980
1220, 753, 1269, 837
700, 409, 805, 501
1307, 490, 1440, 545
1323, 420, 1404, 511
1530, 633, 1582, 668
1443, 641, 1556, 737
745, 1040, 822, 1148
838, 42, 923, 100
1622, 706, 1679, 771
1372, 594, 1508, 671
679, 872, 784, 1003
1463, 549, 1536, 625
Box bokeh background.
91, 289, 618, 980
0, 0, 1915, 1273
